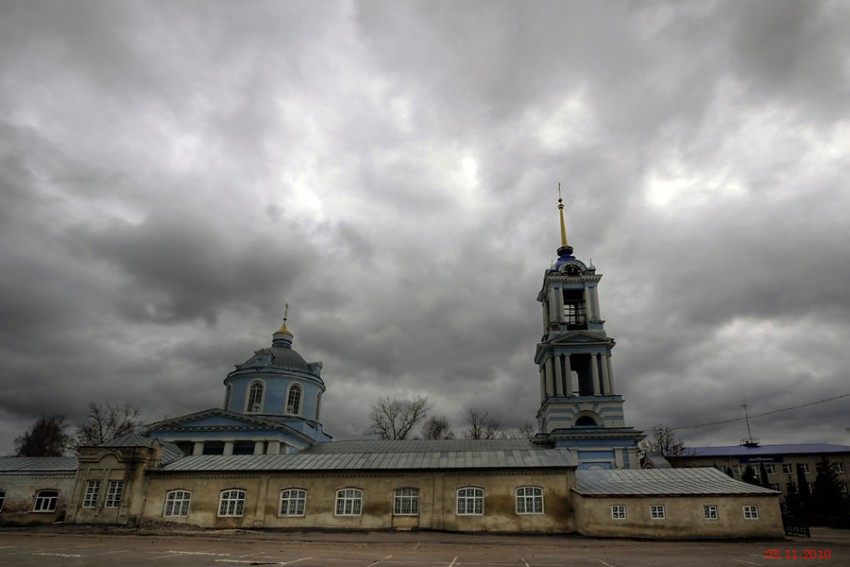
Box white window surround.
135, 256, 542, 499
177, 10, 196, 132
163, 490, 192, 517
105, 480, 124, 508
611, 505, 626, 520
393, 487, 419, 516
650, 504, 665, 520
83, 480, 101, 508
286, 384, 303, 416
457, 487, 484, 516
781, 464, 793, 474
335, 488, 362, 516
33, 490, 58, 513
246, 381, 265, 414
743, 505, 759, 520
515, 486, 543, 515
703, 504, 718, 520
218, 489, 246, 517
280, 488, 307, 517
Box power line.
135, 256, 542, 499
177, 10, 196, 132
672, 392, 850, 432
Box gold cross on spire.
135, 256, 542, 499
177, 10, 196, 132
557, 183, 568, 247
278, 303, 291, 334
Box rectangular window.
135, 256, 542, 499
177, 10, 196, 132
743, 505, 759, 520
611, 505, 626, 520
0, 490, 5, 512
164, 490, 192, 517
834, 463, 845, 473
33, 490, 58, 512
279, 489, 306, 516
218, 489, 246, 517
650, 504, 665, 520
764, 465, 775, 474
83, 480, 101, 508
703, 504, 718, 520
781, 464, 793, 474
457, 487, 484, 516
335, 488, 362, 516
105, 480, 123, 508
732, 465, 743, 476
393, 487, 419, 516
799, 464, 810, 474
515, 486, 543, 515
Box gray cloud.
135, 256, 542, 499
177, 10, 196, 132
1, 0, 849, 454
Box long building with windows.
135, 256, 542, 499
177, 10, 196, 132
0, 198, 784, 538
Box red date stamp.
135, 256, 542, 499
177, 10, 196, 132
764, 549, 831, 560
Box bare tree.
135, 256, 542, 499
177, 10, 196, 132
465, 408, 500, 440
422, 415, 455, 440
368, 396, 431, 440
15, 415, 72, 457
639, 423, 690, 458
75, 402, 141, 448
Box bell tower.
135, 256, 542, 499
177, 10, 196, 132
535, 188, 642, 469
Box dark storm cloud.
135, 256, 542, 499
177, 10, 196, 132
1, 0, 849, 454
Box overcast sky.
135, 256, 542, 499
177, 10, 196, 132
2, 0, 849, 456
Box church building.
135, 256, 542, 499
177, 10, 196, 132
0, 196, 783, 539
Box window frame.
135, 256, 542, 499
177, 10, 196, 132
0, 489, 5, 513
335, 488, 363, 517
834, 463, 845, 473
743, 505, 759, 520
218, 489, 246, 517
781, 464, 793, 474
611, 505, 626, 520
83, 479, 101, 508
650, 504, 666, 520
286, 383, 303, 416
279, 488, 307, 517
33, 489, 59, 513
799, 464, 810, 474
703, 504, 718, 520
246, 380, 265, 414
515, 486, 544, 515
456, 486, 484, 516
163, 490, 192, 517
105, 480, 124, 508
393, 487, 420, 516
764, 464, 775, 474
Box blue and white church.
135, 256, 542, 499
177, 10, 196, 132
147, 309, 332, 456
1, 193, 783, 538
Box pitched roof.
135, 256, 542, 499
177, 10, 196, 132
0, 456, 79, 473
574, 467, 778, 496
145, 408, 314, 444
157, 439, 577, 472
684, 443, 850, 458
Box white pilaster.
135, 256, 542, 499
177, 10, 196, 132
606, 354, 615, 394
591, 353, 601, 396
545, 357, 554, 397
600, 355, 610, 395
592, 286, 602, 321
267, 440, 281, 455
548, 287, 559, 323
223, 441, 234, 456
253, 441, 265, 455
564, 355, 573, 397
554, 355, 564, 397
192, 442, 203, 456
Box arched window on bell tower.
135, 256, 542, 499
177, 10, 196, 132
286, 384, 302, 416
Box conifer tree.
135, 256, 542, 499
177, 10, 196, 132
742, 464, 759, 486
759, 462, 771, 489
797, 463, 812, 518
812, 456, 849, 523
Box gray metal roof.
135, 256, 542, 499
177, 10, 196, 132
158, 439, 577, 473
0, 456, 79, 473
574, 467, 779, 496
685, 443, 850, 458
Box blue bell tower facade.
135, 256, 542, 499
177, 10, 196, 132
534, 192, 642, 469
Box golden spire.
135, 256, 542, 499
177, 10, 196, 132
278, 303, 292, 335
557, 183, 568, 247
